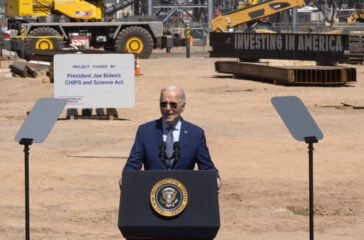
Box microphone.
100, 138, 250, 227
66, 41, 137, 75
172, 142, 180, 167
159, 142, 167, 167
159, 141, 166, 151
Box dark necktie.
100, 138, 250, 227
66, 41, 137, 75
166, 127, 174, 158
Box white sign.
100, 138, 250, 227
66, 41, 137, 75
54, 54, 135, 108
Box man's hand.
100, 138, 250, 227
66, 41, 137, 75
217, 178, 222, 193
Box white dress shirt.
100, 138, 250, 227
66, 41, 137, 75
162, 118, 182, 143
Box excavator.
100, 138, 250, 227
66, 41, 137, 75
347, 4, 364, 24
210, 0, 306, 32
5, 0, 168, 59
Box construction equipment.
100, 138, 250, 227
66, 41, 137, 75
5, 0, 175, 59
239, 0, 259, 9
210, 0, 306, 32
347, 5, 364, 24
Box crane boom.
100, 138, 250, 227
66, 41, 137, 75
211, 0, 305, 32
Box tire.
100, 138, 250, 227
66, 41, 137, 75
114, 26, 153, 59
25, 27, 64, 59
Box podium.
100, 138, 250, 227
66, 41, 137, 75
118, 170, 220, 240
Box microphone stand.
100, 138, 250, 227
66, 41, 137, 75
167, 159, 172, 170
159, 142, 180, 170
159, 142, 168, 169
172, 142, 180, 169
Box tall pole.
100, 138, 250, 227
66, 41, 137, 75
24, 143, 30, 240
308, 141, 314, 240
148, 0, 152, 16
208, 0, 213, 31
305, 136, 317, 240
292, 7, 297, 33
20, 138, 33, 240
186, 24, 191, 58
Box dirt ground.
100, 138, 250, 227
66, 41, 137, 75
0, 47, 363, 239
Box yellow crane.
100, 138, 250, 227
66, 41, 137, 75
6, 0, 104, 21
5, 0, 165, 59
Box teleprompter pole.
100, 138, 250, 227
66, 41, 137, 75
305, 136, 318, 240
15, 98, 67, 240
20, 138, 33, 240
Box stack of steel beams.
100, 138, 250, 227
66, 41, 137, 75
215, 61, 356, 85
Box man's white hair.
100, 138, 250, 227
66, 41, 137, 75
160, 85, 186, 104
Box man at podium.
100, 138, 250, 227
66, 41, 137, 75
121, 85, 221, 190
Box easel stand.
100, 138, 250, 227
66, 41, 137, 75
20, 138, 33, 240
305, 136, 318, 240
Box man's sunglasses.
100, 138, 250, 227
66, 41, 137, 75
160, 101, 178, 109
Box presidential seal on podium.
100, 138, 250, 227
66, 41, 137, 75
150, 178, 188, 217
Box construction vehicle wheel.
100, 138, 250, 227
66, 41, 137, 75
115, 26, 153, 59
25, 27, 64, 59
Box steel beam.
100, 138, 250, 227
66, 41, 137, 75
215, 61, 356, 85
